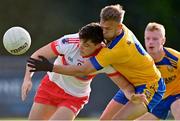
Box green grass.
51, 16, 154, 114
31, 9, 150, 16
0, 117, 174, 121
0, 117, 99, 121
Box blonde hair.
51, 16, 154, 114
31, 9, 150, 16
145, 22, 165, 37
100, 4, 125, 23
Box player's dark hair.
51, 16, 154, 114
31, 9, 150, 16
79, 22, 104, 44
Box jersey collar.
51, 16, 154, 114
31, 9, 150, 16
155, 47, 178, 66
108, 30, 124, 49
163, 47, 178, 61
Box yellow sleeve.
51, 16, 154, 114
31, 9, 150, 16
89, 48, 114, 70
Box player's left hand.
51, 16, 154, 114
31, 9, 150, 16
131, 93, 148, 105
27, 56, 53, 72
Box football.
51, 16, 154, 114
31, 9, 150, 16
3, 26, 31, 55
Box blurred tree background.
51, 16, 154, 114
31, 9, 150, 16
0, 0, 179, 55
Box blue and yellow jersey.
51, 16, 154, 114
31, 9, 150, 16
90, 25, 161, 86
156, 47, 180, 98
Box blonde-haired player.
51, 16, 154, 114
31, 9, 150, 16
137, 22, 180, 120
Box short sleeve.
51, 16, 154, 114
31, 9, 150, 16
50, 36, 77, 56
89, 48, 116, 70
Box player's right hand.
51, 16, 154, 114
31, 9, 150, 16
21, 79, 32, 101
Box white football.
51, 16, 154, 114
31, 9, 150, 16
3, 26, 31, 55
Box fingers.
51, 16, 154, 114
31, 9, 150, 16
27, 63, 37, 72
27, 57, 40, 72
27, 56, 47, 65
29, 69, 37, 72
143, 98, 149, 105
27, 56, 50, 72
131, 94, 148, 105
27, 64, 36, 68
38, 55, 46, 60
139, 94, 149, 105
28, 57, 39, 62
27, 56, 45, 64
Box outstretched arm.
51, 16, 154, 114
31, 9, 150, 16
28, 46, 113, 76
53, 60, 97, 76
28, 56, 97, 76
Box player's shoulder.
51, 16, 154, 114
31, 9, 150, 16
165, 47, 180, 57
165, 48, 180, 69
53, 33, 80, 53
122, 24, 136, 43
122, 24, 134, 36
63, 33, 79, 39
57, 33, 80, 44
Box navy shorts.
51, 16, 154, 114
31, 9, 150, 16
151, 94, 180, 119
113, 78, 165, 112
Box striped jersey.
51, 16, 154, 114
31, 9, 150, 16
156, 47, 180, 98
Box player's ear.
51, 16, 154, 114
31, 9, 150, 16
96, 43, 102, 49
162, 37, 166, 45
118, 23, 123, 29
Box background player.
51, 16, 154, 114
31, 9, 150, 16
22, 23, 136, 120
136, 22, 180, 120
27, 4, 166, 120
101, 22, 180, 120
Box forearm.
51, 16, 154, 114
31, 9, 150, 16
119, 78, 135, 100
24, 65, 34, 81
27, 50, 97, 76
122, 84, 135, 100
52, 59, 97, 76
110, 75, 135, 100
53, 64, 89, 76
